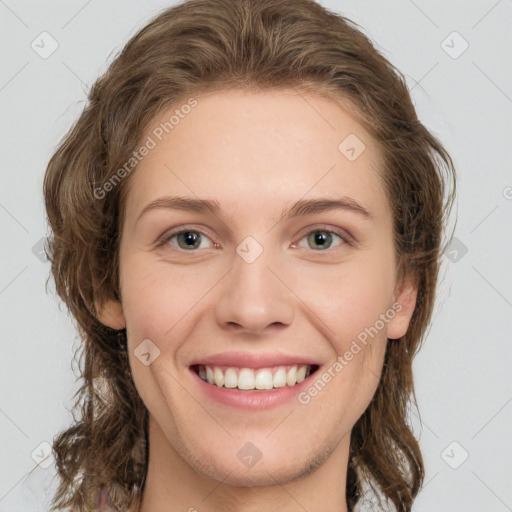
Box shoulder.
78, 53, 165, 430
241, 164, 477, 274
93, 484, 122, 512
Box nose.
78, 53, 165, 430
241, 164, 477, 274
215, 243, 295, 335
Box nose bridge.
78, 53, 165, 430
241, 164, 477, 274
215, 232, 294, 333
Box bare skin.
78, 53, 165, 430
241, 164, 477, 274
97, 88, 417, 512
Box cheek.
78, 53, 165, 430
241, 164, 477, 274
292, 255, 394, 339
120, 256, 208, 338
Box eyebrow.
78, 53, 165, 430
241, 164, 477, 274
136, 195, 373, 224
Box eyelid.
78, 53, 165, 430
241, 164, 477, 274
157, 224, 218, 248
293, 223, 354, 246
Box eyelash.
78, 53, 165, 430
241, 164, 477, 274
157, 225, 353, 252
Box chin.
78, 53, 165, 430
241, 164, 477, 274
178, 434, 325, 488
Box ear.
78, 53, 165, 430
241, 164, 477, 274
386, 271, 418, 340
95, 297, 126, 330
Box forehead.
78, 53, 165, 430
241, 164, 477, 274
123, 89, 389, 224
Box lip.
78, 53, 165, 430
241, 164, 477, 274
188, 351, 320, 370
189, 361, 321, 410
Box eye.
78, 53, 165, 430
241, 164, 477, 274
157, 226, 352, 253
159, 229, 216, 251
292, 228, 351, 251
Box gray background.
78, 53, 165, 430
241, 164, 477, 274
0, 1, 511, 511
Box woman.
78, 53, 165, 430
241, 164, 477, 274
44, 0, 456, 510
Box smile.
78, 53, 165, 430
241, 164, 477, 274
191, 364, 319, 391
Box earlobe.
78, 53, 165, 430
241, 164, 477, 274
386, 273, 418, 340
95, 298, 126, 330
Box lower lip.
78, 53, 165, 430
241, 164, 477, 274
189, 367, 320, 409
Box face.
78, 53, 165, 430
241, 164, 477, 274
99, 88, 417, 487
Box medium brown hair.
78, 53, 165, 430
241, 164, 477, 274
44, 1, 456, 510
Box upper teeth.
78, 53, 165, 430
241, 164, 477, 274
197, 364, 312, 390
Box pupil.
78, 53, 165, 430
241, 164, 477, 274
181, 231, 199, 249
311, 232, 331, 250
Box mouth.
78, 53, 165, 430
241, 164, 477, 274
190, 363, 320, 391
